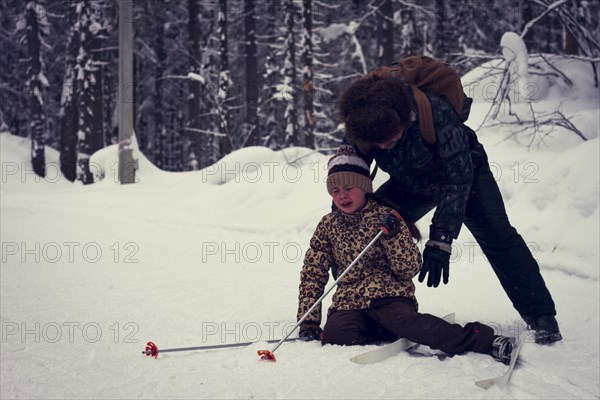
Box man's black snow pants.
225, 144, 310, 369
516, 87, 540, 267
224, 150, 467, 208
375, 146, 557, 321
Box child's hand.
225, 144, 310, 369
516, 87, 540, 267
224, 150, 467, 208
380, 210, 404, 237
299, 323, 323, 341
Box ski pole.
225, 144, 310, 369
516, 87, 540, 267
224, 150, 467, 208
257, 211, 402, 362
143, 338, 299, 358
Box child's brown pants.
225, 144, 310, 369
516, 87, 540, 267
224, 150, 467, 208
322, 296, 495, 355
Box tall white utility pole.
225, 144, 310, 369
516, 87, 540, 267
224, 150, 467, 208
118, 0, 136, 184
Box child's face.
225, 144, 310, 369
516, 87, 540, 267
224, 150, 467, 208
330, 185, 367, 214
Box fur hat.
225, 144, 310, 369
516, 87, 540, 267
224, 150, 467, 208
339, 78, 412, 145
326, 145, 373, 194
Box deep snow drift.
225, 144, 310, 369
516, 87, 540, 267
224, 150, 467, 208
1, 58, 599, 399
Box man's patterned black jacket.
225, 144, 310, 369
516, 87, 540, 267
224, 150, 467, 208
349, 87, 486, 244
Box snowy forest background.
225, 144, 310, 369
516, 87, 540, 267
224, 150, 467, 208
0, 0, 598, 183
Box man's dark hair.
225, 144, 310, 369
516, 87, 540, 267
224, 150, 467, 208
339, 76, 413, 145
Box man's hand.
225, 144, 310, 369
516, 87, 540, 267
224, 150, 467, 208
418, 241, 451, 287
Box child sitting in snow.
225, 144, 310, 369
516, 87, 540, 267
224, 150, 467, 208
296, 145, 515, 364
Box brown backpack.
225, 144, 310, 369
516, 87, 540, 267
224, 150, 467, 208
366, 56, 473, 145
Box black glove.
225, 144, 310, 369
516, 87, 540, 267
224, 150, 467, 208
299, 323, 323, 341
380, 211, 403, 238
418, 242, 451, 288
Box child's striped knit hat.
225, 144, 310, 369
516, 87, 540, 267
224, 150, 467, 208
326, 144, 373, 194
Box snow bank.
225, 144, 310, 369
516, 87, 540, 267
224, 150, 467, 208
462, 56, 599, 143
507, 138, 600, 278
0, 131, 71, 192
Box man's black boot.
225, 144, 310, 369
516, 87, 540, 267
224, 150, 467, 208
525, 315, 562, 344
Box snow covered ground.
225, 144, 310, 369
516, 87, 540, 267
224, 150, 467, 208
1, 59, 599, 399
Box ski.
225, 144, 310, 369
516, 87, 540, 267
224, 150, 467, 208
350, 312, 455, 365
475, 333, 526, 389
350, 337, 418, 364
